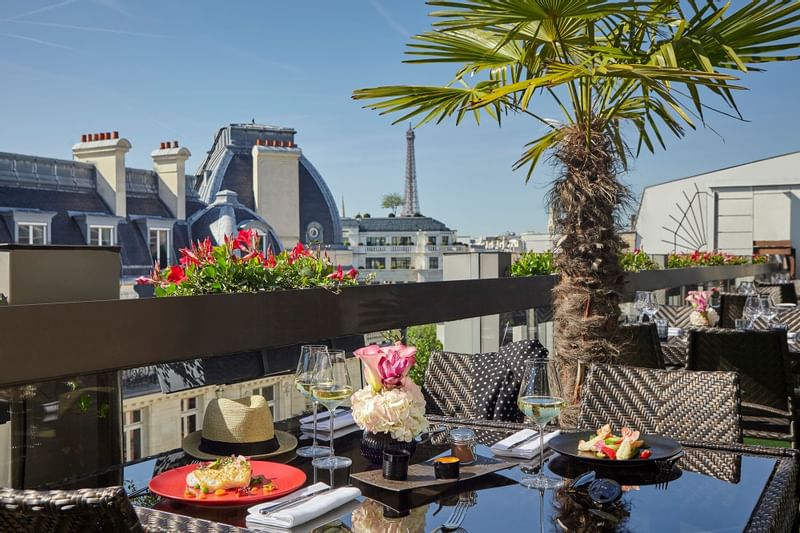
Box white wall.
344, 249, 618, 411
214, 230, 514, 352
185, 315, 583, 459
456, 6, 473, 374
636, 151, 800, 255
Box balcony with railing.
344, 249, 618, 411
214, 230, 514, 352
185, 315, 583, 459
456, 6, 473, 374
0, 245, 785, 530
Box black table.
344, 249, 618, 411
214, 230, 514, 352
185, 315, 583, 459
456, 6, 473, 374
127, 418, 798, 532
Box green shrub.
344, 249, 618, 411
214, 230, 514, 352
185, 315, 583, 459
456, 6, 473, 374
510, 251, 556, 277
620, 249, 660, 272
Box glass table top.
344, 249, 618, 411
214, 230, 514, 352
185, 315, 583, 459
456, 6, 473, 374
125, 420, 782, 532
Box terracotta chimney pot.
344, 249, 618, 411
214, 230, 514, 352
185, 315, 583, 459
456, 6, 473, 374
112, 131, 119, 139
105, 132, 111, 139
160, 142, 166, 149
81, 134, 87, 142
173, 140, 179, 148
93, 133, 100, 141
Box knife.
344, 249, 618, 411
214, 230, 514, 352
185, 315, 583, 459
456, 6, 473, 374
258, 492, 320, 515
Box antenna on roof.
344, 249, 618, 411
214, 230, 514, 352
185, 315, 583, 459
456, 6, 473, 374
341, 194, 346, 218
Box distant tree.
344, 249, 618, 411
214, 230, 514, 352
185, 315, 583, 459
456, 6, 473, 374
381, 193, 404, 215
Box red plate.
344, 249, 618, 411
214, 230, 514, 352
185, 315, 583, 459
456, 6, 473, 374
149, 460, 307, 506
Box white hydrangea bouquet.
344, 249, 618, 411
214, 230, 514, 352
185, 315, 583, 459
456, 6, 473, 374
351, 342, 428, 442
686, 289, 719, 327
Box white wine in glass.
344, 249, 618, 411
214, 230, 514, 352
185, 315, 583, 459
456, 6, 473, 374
311, 349, 354, 470
294, 345, 329, 458
518, 358, 564, 490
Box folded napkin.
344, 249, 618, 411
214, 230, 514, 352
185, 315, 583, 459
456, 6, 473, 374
245, 499, 361, 533
299, 409, 343, 425
300, 412, 355, 432
668, 327, 684, 337
247, 485, 361, 529
491, 430, 561, 459
300, 424, 362, 442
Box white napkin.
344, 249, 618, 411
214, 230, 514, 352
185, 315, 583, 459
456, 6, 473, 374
245, 499, 361, 533
668, 327, 684, 337
300, 424, 362, 442
299, 409, 343, 425
247, 486, 361, 529
300, 412, 355, 432
491, 430, 561, 459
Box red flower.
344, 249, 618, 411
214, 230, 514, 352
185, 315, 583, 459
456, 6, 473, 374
327, 265, 344, 281
178, 247, 200, 267
634, 248, 641, 254
233, 228, 257, 251
346, 267, 358, 279
167, 265, 187, 284
242, 249, 264, 262
135, 276, 153, 285
264, 246, 277, 268
288, 242, 311, 264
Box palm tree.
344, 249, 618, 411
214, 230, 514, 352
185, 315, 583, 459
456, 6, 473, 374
353, 0, 800, 421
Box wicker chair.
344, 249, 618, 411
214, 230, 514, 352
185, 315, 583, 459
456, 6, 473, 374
755, 281, 798, 305
654, 305, 694, 329
0, 486, 143, 533
686, 328, 795, 445
578, 363, 742, 443
719, 293, 747, 328
616, 323, 666, 369
422, 351, 480, 418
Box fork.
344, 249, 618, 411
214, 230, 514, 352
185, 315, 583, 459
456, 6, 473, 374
441, 500, 469, 531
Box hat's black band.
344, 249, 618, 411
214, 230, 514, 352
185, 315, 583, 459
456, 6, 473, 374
198, 435, 280, 456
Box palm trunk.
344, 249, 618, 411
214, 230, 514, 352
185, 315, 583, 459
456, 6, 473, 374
548, 122, 629, 425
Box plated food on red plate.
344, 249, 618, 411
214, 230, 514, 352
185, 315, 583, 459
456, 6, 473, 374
149, 457, 306, 506
577, 424, 650, 461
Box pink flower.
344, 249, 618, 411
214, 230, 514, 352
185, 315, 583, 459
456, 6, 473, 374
166, 265, 187, 284
354, 342, 417, 392
233, 228, 257, 251
346, 267, 359, 280
135, 276, 153, 285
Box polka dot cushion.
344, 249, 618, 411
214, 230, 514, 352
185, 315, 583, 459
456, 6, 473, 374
492, 340, 549, 421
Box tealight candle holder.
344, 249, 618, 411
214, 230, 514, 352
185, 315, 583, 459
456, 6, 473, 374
433, 456, 460, 479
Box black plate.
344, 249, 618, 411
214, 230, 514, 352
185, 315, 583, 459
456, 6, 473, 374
549, 432, 682, 466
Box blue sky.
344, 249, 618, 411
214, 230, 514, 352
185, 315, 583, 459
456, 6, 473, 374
1, 1, 799, 236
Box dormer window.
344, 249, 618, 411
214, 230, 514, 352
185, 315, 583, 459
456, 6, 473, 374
149, 228, 171, 268
18, 223, 47, 245
89, 225, 115, 246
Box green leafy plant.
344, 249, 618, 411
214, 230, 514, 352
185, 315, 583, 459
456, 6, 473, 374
510, 251, 556, 277
381, 192, 404, 215
620, 249, 660, 272
137, 229, 361, 296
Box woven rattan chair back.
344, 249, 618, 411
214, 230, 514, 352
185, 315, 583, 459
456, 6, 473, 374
616, 323, 666, 369
654, 305, 694, 329
719, 293, 747, 328
0, 486, 143, 533
686, 328, 793, 414
422, 351, 479, 418
578, 364, 742, 443
755, 281, 798, 305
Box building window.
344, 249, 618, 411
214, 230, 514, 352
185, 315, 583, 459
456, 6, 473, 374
251, 385, 277, 417
427, 236, 436, 246
429, 257, 439, 270
149, 229, 171, 268
391, 236, 413, 246
366, 237, 386, 246
89, 225, 115, 246
180, 396, 200, 439
441, 236, 450, 245
123, 409, 144, 462
365, 257, 386, 269
17, 223, 47, 245
391, 257, 412, 269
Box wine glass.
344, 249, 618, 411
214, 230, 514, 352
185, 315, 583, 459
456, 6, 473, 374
643, 292, 659, 322
761, 297, 778, 329
311, 349, 354, 470
517, 358, 565, 489
295, 345, 330, 458
743, 294, 761, 329
634, 291, 649, 323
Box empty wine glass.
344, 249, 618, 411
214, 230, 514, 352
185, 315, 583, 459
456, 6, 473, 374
311, 349, 354, 470
743, 294, 761, 329
634, 291, 649, 323
517, 358, 564, 489
761, 297, 778, 329
294, 345, 329, 458
643, 293, 659, 322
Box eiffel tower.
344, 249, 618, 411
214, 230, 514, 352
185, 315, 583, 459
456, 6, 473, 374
401, 124, 420, 217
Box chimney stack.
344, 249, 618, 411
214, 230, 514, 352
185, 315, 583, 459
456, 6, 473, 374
252, 138, 301, 247
152, 141, 191, 220
72, 131, 131, 216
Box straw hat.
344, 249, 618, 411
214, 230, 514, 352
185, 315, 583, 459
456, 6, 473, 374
182, 395, 297, 460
